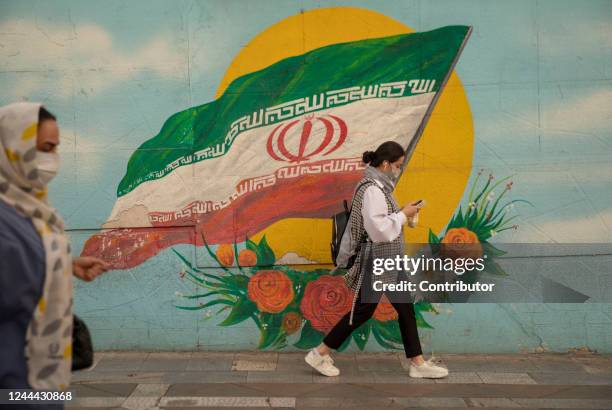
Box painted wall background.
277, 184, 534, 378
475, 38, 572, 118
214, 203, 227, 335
1, 0, 611, 353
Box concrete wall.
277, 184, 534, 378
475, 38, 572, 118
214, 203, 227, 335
1, 0, 611, 353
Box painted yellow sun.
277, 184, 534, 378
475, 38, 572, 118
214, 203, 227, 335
216, 7, 474, 267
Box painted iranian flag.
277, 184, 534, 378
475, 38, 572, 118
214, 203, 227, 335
82, 25, 471, 269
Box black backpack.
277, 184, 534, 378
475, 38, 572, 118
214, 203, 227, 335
71, 314, 94, 371
330, 180, 372, 269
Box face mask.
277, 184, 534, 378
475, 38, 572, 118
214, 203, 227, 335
384, 163, 401, 180
35, 151, 60, 186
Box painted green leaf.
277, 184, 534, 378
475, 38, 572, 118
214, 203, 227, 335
376, 320, 403, 344
428, 229, 440, 244
218, 298, 256, 326
352, 321, 371, 351
257, 235, 276, 266
293, 320, 324, 349
415, 310, 434, 329
415, 301, 435, 314
220, 274, 250, 290
246, 237, 258, 253
371, 323, 402, 350
175, 299, 233, 311
258, 313, 286, 349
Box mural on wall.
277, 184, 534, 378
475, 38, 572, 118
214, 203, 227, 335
3, 1, 610, 353
74, 7, 530, 350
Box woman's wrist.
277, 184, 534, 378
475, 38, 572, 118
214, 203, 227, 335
397, 210, 408, 224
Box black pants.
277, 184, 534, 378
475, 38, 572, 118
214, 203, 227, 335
323, 279, 423, 358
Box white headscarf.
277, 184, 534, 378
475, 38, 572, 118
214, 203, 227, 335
0, 102, 73, 390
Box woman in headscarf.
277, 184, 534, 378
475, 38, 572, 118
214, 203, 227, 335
0, 102, 109, 396
305, 141, 448, 379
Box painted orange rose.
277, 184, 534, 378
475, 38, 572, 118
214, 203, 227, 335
238, 249, 257, 266
247, 270, 294, 313
216, 244, 234, 267
440, 227, 483, 259
300, 276, 353, 333
282, 311, 302, 335
373, 295, 398, 322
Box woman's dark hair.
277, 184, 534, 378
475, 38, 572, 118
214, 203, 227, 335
362, 141, 405, 167
39, 106, 56, 122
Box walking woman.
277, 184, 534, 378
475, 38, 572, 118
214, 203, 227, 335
0, 102, 109, 398
305, 141, 448, 378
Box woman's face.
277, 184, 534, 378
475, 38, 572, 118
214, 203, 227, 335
381, 155, 404, 178
36, 119, 59, 153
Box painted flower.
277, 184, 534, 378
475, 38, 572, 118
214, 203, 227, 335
247, 270, 294, 313
216, 244, 234, 267
238, 249, 257, 266
373, 295, 398, 322
440, 227, 483, 259
282, 311, 302, 335
300, 275, 352, 333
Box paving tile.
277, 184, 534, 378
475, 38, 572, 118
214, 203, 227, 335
140, 357, 193, 372
232, 352, 278, 371
295, 382, 386, 398
186, 353, 234, 371
69, 383, 137, 397
571, 355, 612, 375
160, 396, 295, 407
235, 382, 330, 397
528, 355, 589, 372
528, 371, 612, 385
513, 398, 612, 409
161, 370, 248, 384
95, 355, 147, 372
233, 352, 279, 362
356, 353, 403, 371
166, 383, 265, 397
71, 372, 165, 384
247, 370, 314, 383
434, 372, 483, 384
474, 356, 539, 373
185, 357, 234, 371
232, 360, 277, 371
466, 397, 521, 407
66, 397, 125, 407
537, 385, 612, 399
477, 372, 537, 384
296, 396, 394, 407
370, 371, 415, 383
311, 370, 376, 384
276, 352, 310, 371
393, 396, 468, 407
431, 354, 492, 372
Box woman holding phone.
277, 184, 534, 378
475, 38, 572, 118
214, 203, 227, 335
304, 141, 448, 379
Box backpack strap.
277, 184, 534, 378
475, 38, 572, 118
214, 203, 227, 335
350, 178, 378, 245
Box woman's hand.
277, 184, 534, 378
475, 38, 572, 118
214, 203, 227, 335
73, 256, 110, 281
400, 204, 419, 218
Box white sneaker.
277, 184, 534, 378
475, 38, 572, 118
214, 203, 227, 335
409, 358, 449, 379
305, 348, 340, 377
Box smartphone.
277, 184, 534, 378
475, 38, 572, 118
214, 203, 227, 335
413, 199, 425, 209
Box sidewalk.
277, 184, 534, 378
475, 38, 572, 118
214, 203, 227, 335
67, 352, 612, 409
